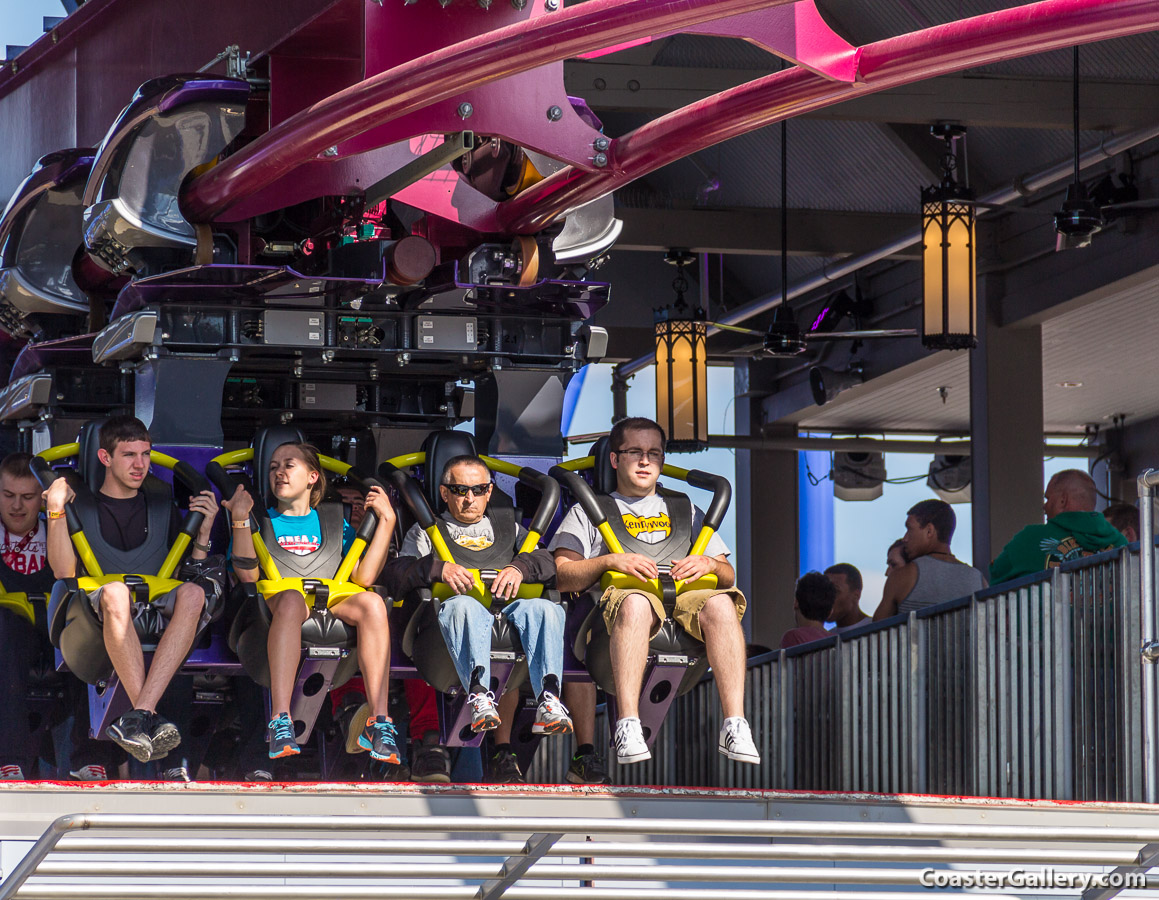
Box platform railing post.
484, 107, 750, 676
1136, 469, 1159, 803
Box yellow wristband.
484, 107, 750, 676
47, 510, 65, 520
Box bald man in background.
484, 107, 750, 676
989, 469, 1126, 584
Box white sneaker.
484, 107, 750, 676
467, 691, 501, 732
614, 717, 651, 764
718, 717, 761, 764
532, 692, 573, 735
70, 764, 109, 781
0, 763, 24, 780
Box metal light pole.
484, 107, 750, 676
1137, 468, 1159, 803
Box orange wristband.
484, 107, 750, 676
47, 510, 65, 520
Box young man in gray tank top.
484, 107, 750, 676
872, 499, 986, 620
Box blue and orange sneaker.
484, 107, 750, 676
357, 715, 401, 764
267, 712, 301, 759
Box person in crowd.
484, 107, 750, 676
990, 469, 1127, 584
874, 499, 986, 620
780, 572, 834, 649
1103, 502, 1140, 543
886, 539, 907, 575
384, 454, 569, 785
44, 417, 220, 765
824, 563, 871, 633
551, 416, 759, 766
222, 441, 399, 764
0, 452, 119, 779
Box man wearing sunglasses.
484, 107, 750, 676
551, 416, 759, 767
386, 455, 570, 784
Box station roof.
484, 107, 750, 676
573, 0, 1159, 435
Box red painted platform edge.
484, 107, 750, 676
0, 780, 1155, 810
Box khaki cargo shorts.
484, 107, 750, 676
599, 585, 746, 642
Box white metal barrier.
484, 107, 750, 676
530, 540, 1150, 801
3, 811, 1158, 899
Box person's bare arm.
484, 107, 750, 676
873, 564, 918, 621
352, 486, 396, 588
220, 484, 259, 584
43, 477, 77, 579
553, 547, 660, 593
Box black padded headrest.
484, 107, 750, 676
76, 419, 107, 492
422, 430, 478, 510
252, 425, 308, 509
589, 435, 616, 495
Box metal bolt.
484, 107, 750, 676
368, 362, 379, 381
544, 0, 559, 9
280, 412, 294, 424
547, 105, 563, 122
594, 136, 610, 151
593, 152, 608, 168
511, 0, 527, 7
292, 363, 303, 378
321, 350, 335, 363
439, 404, 449, 413
457, 101, 473, 119
397, 352, 411, 367
323, 146, 338, 157
478, 0, 491, 7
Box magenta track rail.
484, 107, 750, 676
182, 0, 809, 222
500, 0, 1159, 233
184, 0, 1159, 233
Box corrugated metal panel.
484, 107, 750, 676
974, 33, 1159, 80
965, 128, 1105, 193
645, 118, 931, 213
652, 33, 781, 69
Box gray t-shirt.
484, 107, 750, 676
400, 512, 527, 559
548, 490, 729, 560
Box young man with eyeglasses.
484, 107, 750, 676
551, 417, 759, 766
385, 455, 570, 784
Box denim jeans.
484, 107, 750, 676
436, 594, 564, 696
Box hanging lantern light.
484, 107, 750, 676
655, 249, 708, 452
921, 124, 977, 350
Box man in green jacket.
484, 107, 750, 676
990, 469, 1127, 584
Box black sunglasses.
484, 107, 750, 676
443, 482, 492, 497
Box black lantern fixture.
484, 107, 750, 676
921, 124, 977, 350
655, 249, 708, 452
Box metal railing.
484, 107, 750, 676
3, 812, 1158, 899
530, 541, 1151, 801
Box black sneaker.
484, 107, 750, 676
106, 709, 154, 763
367, 757, 411, 782
162, 765, 192, 782
357, 716, 401, 764
566, 748, 610, 785
490, 747, 525, 784
411, 744, 451, 784
267, 712, 301, 760
148, 714, 182, 761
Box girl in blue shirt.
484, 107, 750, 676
222, 442, 399, 763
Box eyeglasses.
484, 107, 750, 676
443, 483, 492, 497
614, 448, 665, 464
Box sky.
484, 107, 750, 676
0, 0, 61, 52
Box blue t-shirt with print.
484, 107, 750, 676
265, 508, 355, 557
